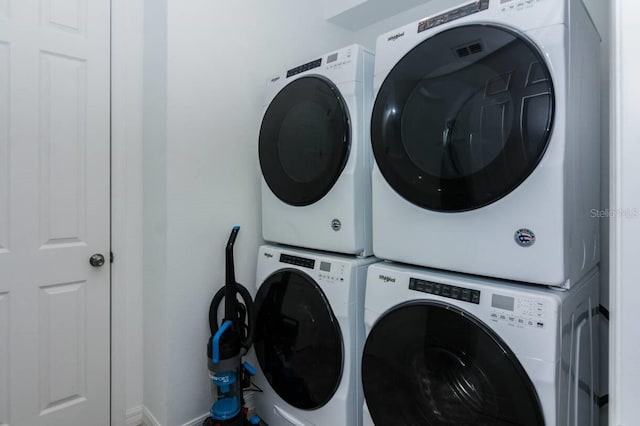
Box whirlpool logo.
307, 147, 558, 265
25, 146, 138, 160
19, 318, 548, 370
387, 32, 405, 42
378, 274, 396, 283
263, 252, 274, 258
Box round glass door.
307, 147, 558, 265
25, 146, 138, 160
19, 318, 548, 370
254, 269, 343, 409
259, 76, 351, 206
371, 25, 554, 211
362, 302, 545, 425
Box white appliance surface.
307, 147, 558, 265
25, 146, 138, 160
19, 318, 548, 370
362, 262, 600, 426
370, 0, 601, 287
260, 44, 374, 256
253, 245, 379, 426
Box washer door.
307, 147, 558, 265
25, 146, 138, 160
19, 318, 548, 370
254, 269, 343, 409
371, 24, 554, 212
362, 302, 545, 426
259, 76, 351, 206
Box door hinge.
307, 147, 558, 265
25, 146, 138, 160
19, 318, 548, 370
110, 251, 114, 264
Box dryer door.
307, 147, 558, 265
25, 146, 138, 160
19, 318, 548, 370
259, 76, 351, 206
254, 269, 343, 409
371, 24, 554, 212
362, 302, 545, 425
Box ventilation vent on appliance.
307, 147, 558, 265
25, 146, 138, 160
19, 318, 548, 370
456, 42, 483, 58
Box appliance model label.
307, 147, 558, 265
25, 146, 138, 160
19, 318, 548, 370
387, 32, 405, 42
418, 0, 490, 33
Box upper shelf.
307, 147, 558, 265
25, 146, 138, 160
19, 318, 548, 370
325, 0, 434, 30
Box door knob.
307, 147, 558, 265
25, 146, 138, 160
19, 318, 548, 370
89, 253, 106, 267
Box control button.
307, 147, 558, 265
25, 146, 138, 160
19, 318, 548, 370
536, 322, 544, 328
441, 285, 451, 297
451, 287, 461, 299
423, 281, 433, 293
471, 291, 481, 304
461, 289, 471, 302
490, 313, 498, 319
433, 283, 442, 295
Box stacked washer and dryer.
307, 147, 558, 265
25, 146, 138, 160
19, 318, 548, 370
253, 0, 603, 425
254, 44, 379, 426
362, 0, 602, 426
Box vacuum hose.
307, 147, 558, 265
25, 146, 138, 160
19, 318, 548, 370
208, 282, 254, 353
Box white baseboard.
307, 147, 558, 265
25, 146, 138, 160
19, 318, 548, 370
142, 406, 161, 426
140, 406, 208, 426
180, 413, 209, 426
125, 405, 144, 426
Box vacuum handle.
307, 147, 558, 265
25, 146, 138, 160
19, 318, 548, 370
224, 226, 240, 324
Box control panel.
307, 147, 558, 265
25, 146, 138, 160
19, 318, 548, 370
418, 0, 489, 33
317, 260, 347, 285
489, 293, 546, 329
280, 254, 315, 269
499, 0, 543, 13
325, 46, 354, 71
287, 58, 322, 78
278, 254, 347, 284
409, 278, 481, 304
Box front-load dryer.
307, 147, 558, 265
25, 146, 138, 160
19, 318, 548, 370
362, 262, 600, 426
370, 0, 601, 287
253, 245, 378, 426
259, 44, 374, 256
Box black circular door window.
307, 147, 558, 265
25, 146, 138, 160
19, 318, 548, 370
259, 76, 351, 206
254, 269, 343, 409
362, 302, 545, 426
371, 25, 555, 212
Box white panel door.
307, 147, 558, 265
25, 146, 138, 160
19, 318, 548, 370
0, 0, 111, 425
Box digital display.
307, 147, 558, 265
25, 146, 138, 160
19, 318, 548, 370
320, 261, 331, 272
492, 294, 515, 311
327, 53, 338, 63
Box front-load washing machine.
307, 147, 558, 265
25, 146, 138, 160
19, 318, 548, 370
362, 262, 600, 426
253, 245, 378, 426
370, 0, 601, 287
259, 44, 374, 256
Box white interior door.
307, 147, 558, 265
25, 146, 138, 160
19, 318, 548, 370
0, 0, 111, 425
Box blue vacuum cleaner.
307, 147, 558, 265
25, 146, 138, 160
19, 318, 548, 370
203, 226, 266, 426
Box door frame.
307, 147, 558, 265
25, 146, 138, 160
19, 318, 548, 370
111, 0, 144, 424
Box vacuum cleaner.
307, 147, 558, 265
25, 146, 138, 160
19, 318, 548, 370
203, 226, 267, 426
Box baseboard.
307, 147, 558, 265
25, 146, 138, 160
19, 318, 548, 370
180, 413, 209, 426
125, 405, 144, 426
142, 406, 161, 426
140, 406, 208, 426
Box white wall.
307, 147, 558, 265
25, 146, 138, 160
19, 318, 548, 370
143, 1, 353, 424
143, 0, 169, 424
111, 0, 145, 424
610, 2, 640, 424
